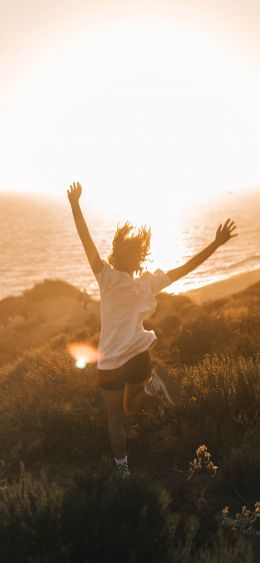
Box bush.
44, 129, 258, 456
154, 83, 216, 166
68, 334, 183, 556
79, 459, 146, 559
0, 345, 107, 465
222, 426, 260, 493
62, 467, 175, 563
198, 529, 253, 562
23, 279, 83, 303
176, 316, 231, 364
0, 464, 254, 563
0, 464, 65, 563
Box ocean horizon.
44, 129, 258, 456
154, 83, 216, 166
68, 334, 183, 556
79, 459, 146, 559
0, 188, 259, 301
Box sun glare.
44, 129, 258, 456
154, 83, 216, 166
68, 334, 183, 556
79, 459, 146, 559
1, 22, 259, 213
67, 342, 101, 368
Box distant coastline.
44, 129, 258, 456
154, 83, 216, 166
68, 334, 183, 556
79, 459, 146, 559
1, 268, 259, 307
1, 190, 259, 301
183, 268, 260, 304
0, 269, 259, 366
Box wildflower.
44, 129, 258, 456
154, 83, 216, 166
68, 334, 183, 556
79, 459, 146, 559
255, 502, 260, 514
189, 444, 218, 477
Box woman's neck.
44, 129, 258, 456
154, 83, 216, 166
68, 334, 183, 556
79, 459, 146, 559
115, 267, 134, 277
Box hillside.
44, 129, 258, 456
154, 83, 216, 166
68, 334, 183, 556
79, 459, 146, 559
0, 279, 100, 365
0, 278, 259, 561
1, 275, 259, 366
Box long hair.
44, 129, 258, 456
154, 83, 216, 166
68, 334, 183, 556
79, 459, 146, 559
108, 221, 151, 275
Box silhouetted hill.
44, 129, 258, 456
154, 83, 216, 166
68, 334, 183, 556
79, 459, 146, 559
0, 278, 259, 560
0, 279, 99, 365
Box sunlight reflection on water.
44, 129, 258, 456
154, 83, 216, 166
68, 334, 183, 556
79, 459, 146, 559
0, 189, 259, 300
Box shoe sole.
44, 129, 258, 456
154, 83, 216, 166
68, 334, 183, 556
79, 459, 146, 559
154, 365, 177, 406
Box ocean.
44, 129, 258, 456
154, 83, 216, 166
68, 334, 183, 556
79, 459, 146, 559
0, 189, 259, 301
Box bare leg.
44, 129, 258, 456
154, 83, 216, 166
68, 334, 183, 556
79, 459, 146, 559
124, 381, 156, 415
124, 366, 182, 415
101, 387, 126, 459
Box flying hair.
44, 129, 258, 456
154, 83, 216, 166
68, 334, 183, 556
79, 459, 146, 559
108, 221, 151, 274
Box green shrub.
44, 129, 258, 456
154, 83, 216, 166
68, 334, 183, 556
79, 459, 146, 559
0, 346, 107, 465
61, 468, 175, 563
0, 464, 65, 563
198, 529, 253, 563
176, 316, 231, 364
23, 279, 82, 303
222, 426, 260, 493
0, 464, 254, 563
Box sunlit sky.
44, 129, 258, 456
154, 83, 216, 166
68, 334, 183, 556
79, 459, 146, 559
1, 0, 260, 220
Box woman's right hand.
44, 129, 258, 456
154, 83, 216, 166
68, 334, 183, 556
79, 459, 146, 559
67, 182, 82, 206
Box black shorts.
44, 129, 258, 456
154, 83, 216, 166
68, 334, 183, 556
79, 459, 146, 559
98, 350, 151, 390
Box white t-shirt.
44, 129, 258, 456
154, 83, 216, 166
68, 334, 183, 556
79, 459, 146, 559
95, 262, 172, 369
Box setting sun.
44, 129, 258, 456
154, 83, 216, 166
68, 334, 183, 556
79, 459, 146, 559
1, 20, 260, 217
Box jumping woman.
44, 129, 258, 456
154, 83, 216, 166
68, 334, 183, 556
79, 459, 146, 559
68, 182, 237, 478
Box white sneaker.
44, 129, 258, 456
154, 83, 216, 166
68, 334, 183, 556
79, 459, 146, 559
117, 462, 130, 479
144, 370, 162, 396
144, 365, 178, 406
115, 457, 131, 479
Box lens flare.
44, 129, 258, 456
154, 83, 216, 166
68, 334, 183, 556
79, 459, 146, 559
75, 356, 88, 369
67, 342, 101, 369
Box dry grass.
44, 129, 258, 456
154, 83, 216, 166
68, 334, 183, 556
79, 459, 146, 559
0, 280, 259, 561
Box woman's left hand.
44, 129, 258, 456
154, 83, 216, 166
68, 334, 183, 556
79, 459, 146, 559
215, 219, 238, 246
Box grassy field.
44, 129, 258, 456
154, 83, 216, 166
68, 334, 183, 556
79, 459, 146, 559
0, 279, 259, 562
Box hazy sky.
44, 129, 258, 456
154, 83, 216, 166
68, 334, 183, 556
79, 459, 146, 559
1, 0, 260, 217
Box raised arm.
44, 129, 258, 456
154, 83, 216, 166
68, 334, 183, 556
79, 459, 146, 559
167, 219, 237, 283
67, 182, 103, 275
